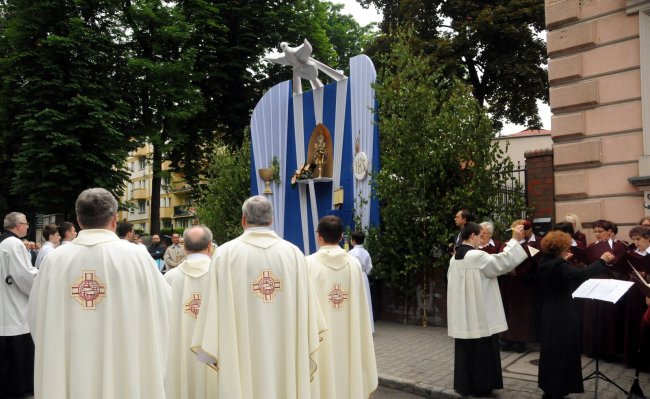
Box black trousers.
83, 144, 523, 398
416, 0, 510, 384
454, 334, 503, 396
0, 333, 34, 399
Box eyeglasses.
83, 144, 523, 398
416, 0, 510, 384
18, 222, 29, 227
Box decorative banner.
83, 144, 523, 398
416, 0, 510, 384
250, 55, 380, 254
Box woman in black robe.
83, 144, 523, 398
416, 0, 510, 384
537, 231, 614, 399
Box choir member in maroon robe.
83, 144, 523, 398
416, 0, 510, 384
631, 270, 650, 371
554, 222, 585, 268
565, 212, 587, 249
581, 220, 625, 360
608, 222, 631, 258
478, 221, 500, 255
614, 226, 650, 370
499, 219, 539, 352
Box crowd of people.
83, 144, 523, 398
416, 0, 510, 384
0, 189, 378, 399
448, 209, 650, 399
5, 190, 650, 399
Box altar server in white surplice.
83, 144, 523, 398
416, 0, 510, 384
27, 188, 171, 399
348, 230, 375, 333
164, 225, 217, 399
307, 216, 378, 399
192, 195, 325, 399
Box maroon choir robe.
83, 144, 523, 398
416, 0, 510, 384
478, 239, 500, 255
611, 251, 650, 370
581, 240, 628, 358
573, 231, 587, 249
498, 237, 539, 344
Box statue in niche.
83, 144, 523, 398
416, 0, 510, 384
307, 123, 333, 179
314, 134, 327, 178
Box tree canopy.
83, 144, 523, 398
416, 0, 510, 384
0, 0, 375, 217
0, 0, 134, 215
360, 0, 548, 129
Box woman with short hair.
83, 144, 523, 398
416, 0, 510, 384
537, 231, 614, 399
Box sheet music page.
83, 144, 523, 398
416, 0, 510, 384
528, 246, 539, 257
572, 279, 634, 303
572, 279, 599, 299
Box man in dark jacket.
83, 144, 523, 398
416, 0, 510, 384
148, 234, 166, 271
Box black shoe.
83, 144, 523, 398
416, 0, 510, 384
514, 342, 526, 353
500, 340, 513, 351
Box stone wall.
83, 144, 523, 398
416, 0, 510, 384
546, 0, 645, 242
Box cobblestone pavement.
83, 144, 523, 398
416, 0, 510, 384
374, 320, 650, 398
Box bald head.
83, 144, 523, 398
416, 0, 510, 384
182, 225, 213, 254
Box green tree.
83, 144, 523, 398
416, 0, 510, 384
196, 135, 250, 244
121, 0, 204, 234
368, 29, 527, 319
0, 0, 133, 215
361, 0, 548, 129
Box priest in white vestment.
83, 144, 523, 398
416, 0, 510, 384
307, 216, 378, 399
447, 222, 527, 397
164, 225, 217, 399
27, 188, 171, 399
192, 195, 325, 399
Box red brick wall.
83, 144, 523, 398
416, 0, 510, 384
525, 148, 554, 219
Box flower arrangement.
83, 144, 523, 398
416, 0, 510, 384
290, 162, 316, 187
271, 156, 281, 185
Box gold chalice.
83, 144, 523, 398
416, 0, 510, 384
258, 168, 274, 194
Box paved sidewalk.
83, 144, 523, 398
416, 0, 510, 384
374, 320, 650, 398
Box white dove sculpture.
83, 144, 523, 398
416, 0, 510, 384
266, 39, 346, 94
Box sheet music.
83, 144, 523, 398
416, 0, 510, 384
528, 246, 539, 257
572, 279, 634, 303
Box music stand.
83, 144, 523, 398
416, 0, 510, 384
572, 279, 634, 398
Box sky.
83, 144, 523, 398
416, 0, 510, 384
334, 0, 383, 26
334, 0, 551, 135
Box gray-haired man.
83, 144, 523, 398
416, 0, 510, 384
0, 212, 37, 398
192, 195, 325, 398
28, 188, 171, 398
164, 225, 217, 398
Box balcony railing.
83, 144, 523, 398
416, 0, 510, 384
173, 205, 196, 218
132, 188, 148, 200
171, 180, 192, 193
160, 207, 173, 218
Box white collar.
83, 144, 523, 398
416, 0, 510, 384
478, 239, 494, 249
186, 253, 210, 261
245, 226, 271, 232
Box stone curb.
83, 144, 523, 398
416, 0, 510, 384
378, 374, 463, 398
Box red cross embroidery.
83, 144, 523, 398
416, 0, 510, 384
251, 269, 281, 302
328, 283, 348, 310
70, 270, 106, 310
185, 292, 202, 319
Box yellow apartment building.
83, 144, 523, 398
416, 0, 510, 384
118, 144, 196, 234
